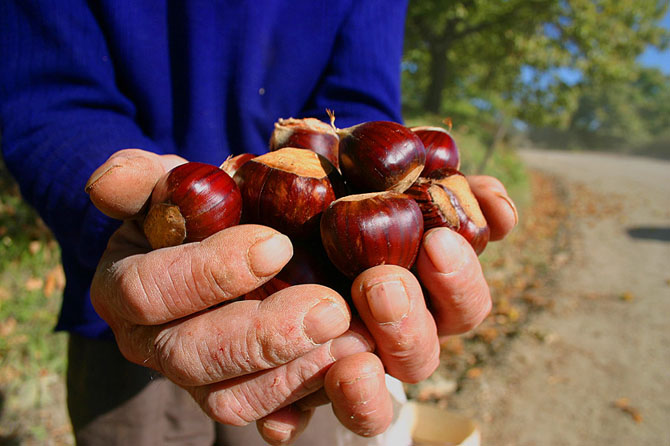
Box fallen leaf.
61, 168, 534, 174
28, 240, 41, 255
620, 291, 635, 302
43, 265, 66, 298
477, 327, 499, 344
613, 398, 643, 423
24, 277, 44, 291
0, 317, 17, 336
440, 336, 464, 356
466, 368, 483, 379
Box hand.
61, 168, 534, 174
255, 175, 518, 444
86, 149, 374, 427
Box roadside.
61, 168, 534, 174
430, 150, 670, 445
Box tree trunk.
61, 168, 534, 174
477, 117, 508, 174
423, 41, 450, 114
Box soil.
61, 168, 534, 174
426, 149, 670, 446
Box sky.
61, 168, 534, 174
638, 8, 670, 74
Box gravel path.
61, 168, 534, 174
449, 149, 670, 445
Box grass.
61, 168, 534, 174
0, 159, 71, 445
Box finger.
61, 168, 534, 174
467, 175, 518, 241
325, 352, 393, 437
415, 227, 492, 337
92, 224, 294, 325
189, 329, 374, 426
351, 265, 440, 383
113, 284, 351, 387
86, 148, 187, 219
256, 405, 314, 445
294, 388, 331, 410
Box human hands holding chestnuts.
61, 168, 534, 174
85, 117, 517, 444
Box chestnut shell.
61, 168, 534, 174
406, 168, 489, 254
269, 117, 340, 168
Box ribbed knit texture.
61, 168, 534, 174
0, 0, 407, 338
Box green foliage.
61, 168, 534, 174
0, 159, 69, 443
529, 67, 670, 156
403, 0, 670, 152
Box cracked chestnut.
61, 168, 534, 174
220, 153, 256, 178
269, 117, 340, 168
337, 121, 426, 193
143, 162, 242, 249
234, 147, 346, 239
320, 191, 424, 278
406, 168, 489, 254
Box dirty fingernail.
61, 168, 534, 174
303, 301, 350, 345
365, 279, 409, 323
248, 233, 293, 277
85, 164, 119, 193
261, 419, 293, 444
423, 228, 468, 274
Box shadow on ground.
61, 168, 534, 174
626, 226, 670, 242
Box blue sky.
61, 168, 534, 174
638, 8, 670, 74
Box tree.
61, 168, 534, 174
404, 0, 670, 129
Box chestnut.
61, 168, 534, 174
143, 162, 242, 249
410, 126, 460, 175
320, 191, 424, 278
220, 153, 256, 178
337, 121, 426, 193
234, 147, 346, 239
406, 168, 489, 254
269, 117, 340, 168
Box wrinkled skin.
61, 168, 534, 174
86, 149, 517, 444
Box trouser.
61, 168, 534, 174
67, 334, 412, 446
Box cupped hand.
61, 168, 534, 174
86, 149, 373, 427
256, 174, 518, 443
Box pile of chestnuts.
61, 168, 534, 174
142, 115, 489, 297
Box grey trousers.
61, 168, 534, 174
67, 334, 230, 446
66, 334, 412, 446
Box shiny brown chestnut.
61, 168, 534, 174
269, 117, 340, 168
220, 153, 256, 178
411, 126, 460, 175
406, 168, 489, 254
143, 162, 242, 249
234, 147, 346, 239
320, 191, 424, 278
337, 121, 426, 193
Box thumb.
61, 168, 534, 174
85, 149, 186, 219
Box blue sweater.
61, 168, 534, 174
0, 1, 407, 338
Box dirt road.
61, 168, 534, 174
448, 149, 670, 445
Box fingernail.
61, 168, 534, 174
261, 419, 293, 444
365, 279, 409, 323
303, 301, 350, 344
496, 192, 519, 225
248, 233, 293, 277
85, 164, 119, 193
423, 228, 468, 274
339, 372, 380, 404
330, 332, 372, 360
